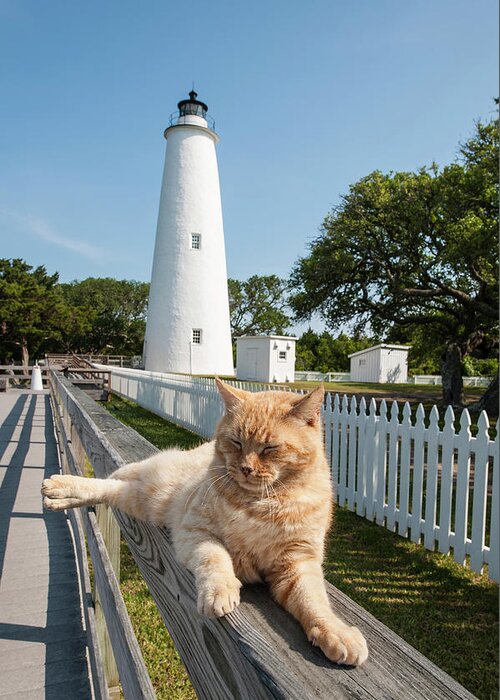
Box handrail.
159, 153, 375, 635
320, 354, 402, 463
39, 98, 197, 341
49, 371, 156, 699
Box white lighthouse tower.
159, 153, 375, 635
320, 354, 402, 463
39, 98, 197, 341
143, 91, 234, 376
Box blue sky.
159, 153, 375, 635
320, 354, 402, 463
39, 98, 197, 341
0, 0, 498, 292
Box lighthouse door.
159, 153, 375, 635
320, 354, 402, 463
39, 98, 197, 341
247, 348, 258, 380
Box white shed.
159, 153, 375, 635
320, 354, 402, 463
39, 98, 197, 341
348, 344, 411, 383
236, 335, 297, 383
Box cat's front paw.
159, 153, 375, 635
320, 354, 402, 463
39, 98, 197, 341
309, 623, 368, 666
41, 474, 84, 510
197, 577, 242, 618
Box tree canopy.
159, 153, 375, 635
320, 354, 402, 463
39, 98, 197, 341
228, 275, 291, 339
289, 116, 499, 406
0, 258, 89, 365
0, 264, 149, 363
296, 329, 374, 373
59, 277, 150, 355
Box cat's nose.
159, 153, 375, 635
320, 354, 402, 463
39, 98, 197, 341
240, 465, 253, 477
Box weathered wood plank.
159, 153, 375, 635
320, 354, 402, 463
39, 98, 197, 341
52, 385, 108, 700
95, 501, 121, 699
51, 378, 155, 700
51, 371, 478, 700
67, 408, 121, 697
67, 507, 109, 700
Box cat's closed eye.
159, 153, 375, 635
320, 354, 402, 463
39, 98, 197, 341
229, 439, 242, 450
262, 445, 280, 455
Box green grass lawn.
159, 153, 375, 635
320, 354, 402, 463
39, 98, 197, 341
105, 394, 498, 700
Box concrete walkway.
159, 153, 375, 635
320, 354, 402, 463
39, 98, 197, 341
0, 390, 91, 700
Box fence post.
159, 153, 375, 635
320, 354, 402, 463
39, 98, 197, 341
355, 397, 367, 517
95, 503, 121, 700
470, 412, 490, 573
453, 410, 472, 566
323, 393, 332, 478
386, 401, 400, 532
331, 394, 340, 499
489, 421, 499, 581
69, 423, 121, 699
410, 404, 425, 544
375, 400, 388, 526
347, 396, 358, 511
398, 402, 412, 538
423, 406, 440, 550
338, 395, 349, 506
365, 399, 378, 521
438, 406, 456, 555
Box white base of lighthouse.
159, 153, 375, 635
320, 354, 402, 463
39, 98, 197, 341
144, 103, 234, 376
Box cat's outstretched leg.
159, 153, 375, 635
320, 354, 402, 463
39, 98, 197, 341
267, 558, 368, 666
42, 473, 128, 512
176, 531, 242, 618
42, 457, 170, 522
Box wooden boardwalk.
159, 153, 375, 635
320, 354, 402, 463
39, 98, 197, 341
0, 390, 91, 700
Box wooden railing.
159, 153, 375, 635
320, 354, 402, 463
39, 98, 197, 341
50, 371, 154, 700
46, 353, 136, 368
0, 364, 50, 387
62, 368, 112, 401
48, 370, 477, 700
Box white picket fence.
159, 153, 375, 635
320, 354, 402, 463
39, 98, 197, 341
409, 375, 491, 387
96, 366, 499, 582
295, 371, 351, 382
324, 393, 498, 582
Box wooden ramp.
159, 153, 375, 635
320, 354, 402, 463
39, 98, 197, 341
0, 390, 91, 700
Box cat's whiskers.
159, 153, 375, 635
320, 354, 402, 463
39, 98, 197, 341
212, 473, 231, 511
182, 467, 227, 513
183, 485, 199, 513
201, 471, 231, 507
274, 478, 292, 497
265, 482, 275, 522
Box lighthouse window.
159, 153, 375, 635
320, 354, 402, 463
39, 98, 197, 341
192, 329, 202, 344
191, 234, 201, 249
278, 351, 287, 361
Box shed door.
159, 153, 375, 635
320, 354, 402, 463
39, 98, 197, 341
247, 348, 258, 379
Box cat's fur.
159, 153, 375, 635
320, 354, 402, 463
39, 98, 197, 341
42, 380, 368, 666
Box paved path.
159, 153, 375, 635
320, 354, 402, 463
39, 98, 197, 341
0, 390, 91, 700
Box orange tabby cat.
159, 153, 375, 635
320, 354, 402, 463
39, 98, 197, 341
42, 380, 368, 666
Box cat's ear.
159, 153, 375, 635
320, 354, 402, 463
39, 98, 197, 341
289, 384, 324, 426
215, 377, 247, 413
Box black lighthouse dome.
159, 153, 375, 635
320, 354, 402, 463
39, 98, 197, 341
177, 90, 208, 119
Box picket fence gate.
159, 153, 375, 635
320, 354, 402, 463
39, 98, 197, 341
95, 366, 499, 582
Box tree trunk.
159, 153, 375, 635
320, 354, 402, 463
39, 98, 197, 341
21, 337, 30, 377
440, 343, 464, 406
468, 374, 499, 417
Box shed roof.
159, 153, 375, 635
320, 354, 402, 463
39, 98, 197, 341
348, 344, 411, 359
236, 335, 298, 341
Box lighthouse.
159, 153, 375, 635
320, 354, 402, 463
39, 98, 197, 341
143, 91, 234, 376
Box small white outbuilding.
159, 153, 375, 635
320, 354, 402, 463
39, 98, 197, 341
236, 335, 297, 383
348, 344, 411, 383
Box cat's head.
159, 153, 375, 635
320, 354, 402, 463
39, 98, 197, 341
214, 379, 325, 492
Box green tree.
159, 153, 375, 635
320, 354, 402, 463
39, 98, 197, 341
296, 329, 373, 372
60, 278, 150, 355
289, 117, 498, 407
0, 259, 86, 366
228, 275, 291, 340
